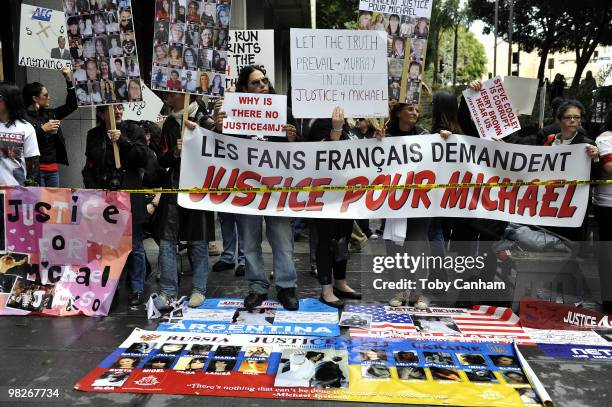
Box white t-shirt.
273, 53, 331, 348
0, 120, 40, 186
593, 132, 612, 207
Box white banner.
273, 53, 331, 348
221, 93, 287, 138
359, 0, 434, 18
19, 4, 71, 70
227, 30, 275, 90
123, 84, 164, 123
463, 76, 521, 140
178, 127, 590, 227
290, 29, 389, 119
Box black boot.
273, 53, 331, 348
277, 287, 299, 311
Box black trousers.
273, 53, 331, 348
595, 205, 612, 303
314, 218, 354, 285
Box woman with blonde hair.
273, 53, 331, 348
197, 72, 210, 93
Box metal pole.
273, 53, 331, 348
507, 0, 514, 76
494, 0, 498, 77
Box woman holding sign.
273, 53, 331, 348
213, 65, 300, 311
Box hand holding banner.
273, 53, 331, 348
221, 93, 287, 138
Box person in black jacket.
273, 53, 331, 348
22, 67, 77, 187
82, 104, 149, 306
151, 92, 216, 309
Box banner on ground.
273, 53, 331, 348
61, 0, 143, 106
227, 30, 275, 89
221, 93, 287, 138
151, 0, 232, 97
520, 298, 612, 330
0, 187, 132, 316
19, 4, 71, 70
178, 127, 590, 227
463, 77, 521, 140
290, 28, 389, 118
75, 328, 543, 406
358, 0, 433, 104
157, 298, 340, 337
347, 305, 535, 345
537, 343, 612, 361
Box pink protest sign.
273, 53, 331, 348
0, 187, 132, 316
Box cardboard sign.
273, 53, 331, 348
150, 0, 233, 97
157, 298, 340, 337
290, 29, 389, 118
178, 127, 590, 227
122, 84, 164, 123
221, 93, 287, 138
0, 187, 132, 317
463, 76, 521, 140
61, 0, 144, 106
19, 4, 71, 70
75, 328, 543, 406
227, 30, 275, 89
503, 76, 539, 116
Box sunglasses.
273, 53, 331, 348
250, 77, 269, 87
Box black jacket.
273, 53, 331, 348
24, 82, 77, 167
151, 107, 216, 241
83, 120, 149, 224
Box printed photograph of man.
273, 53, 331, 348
361, 364, 391, 379
394, 351, 419, 364
275, 350, 349, 388
92, 371, 130, 387
51, 36, 70, 60
6, 277, 55, 313
413, 315, 461, 334
430, 367, 462, 381
397, 366, 426, 380
424, 351, 455, 365
516, 388, 541, 405
457, 353, 488, 366
466, 369, 498, 383
359, 348, 388, 363
503, 370, 528, 384
490, 355, 519, 368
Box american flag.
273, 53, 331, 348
348, 305, 535, 345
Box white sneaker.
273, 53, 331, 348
413, 295, 429, 310
389, 291, 408, 307
369, 233, 379, 240
189, 292, 205, 308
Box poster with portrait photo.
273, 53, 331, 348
502, 370, 528, 385
142, 355, 176, 369
111, 355, 143, 369
430, 367, 462, 381
188, 344, 213, 355
91, 371, 130, 387
274, 349, 349, 388
394, 350, 419, 364
410, 38, 426, 62
206, 359, 236, 373
231, 308, 275, 326
152, 65, 169, 89
0, 253, 29, 278
244, 346, 272, 359
457, 353, 488, 367
62, 0, 141, 106
466, 369, 498, 383
238, 359, 269, 375
208, 72, 225, 96
413, 17, 429, 39
412, 315, 461, 334
0, 273, 17, 295
114, 79, 128, 102
516, 388, 542, 405
6, 276, 55, 313
339, 312, 371, 329
423, 351, 455, 365
126, 79, 143, 102
397, 366, 426, 380
125, 341, 157, 354
361, 364, 391, 379
125, 56, 140, 77
151, 0, 232, 96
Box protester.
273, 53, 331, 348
214, 65, 300, 310
82, 105, 148, 306
381, 102, 429, 307
151, 93, 216, 309
22, 68, 76, 187
0, 83, 40, 186
594, 109, 612, 311
307, 107, 363, 308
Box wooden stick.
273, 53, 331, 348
180, 94, 190, 139
108, 105, 121, 169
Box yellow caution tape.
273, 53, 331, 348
115, 179, 612, 194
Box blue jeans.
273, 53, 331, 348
129, 223, 146, 293
237, 215, 297, 294
39, 171, 60, 187
218, 212, 245, 265
159, 239, 209, 297
428, 218, 446, 258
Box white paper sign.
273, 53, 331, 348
463, 76, 521, 140
178, 127, 590, 227
227, 30, 275, 90
290, 28, 389, 119
503, 76, 539, 115
221, 93, 287, 138
19, 4, 71, 70
359, 0, 434, 18
123, 84, 164, 123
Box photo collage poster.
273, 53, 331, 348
62, 0, 143, 106
151, 0, 232, 97
358, 1, 433, 105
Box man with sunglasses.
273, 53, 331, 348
22, 67, 76, 187
214, 65, 300, 310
